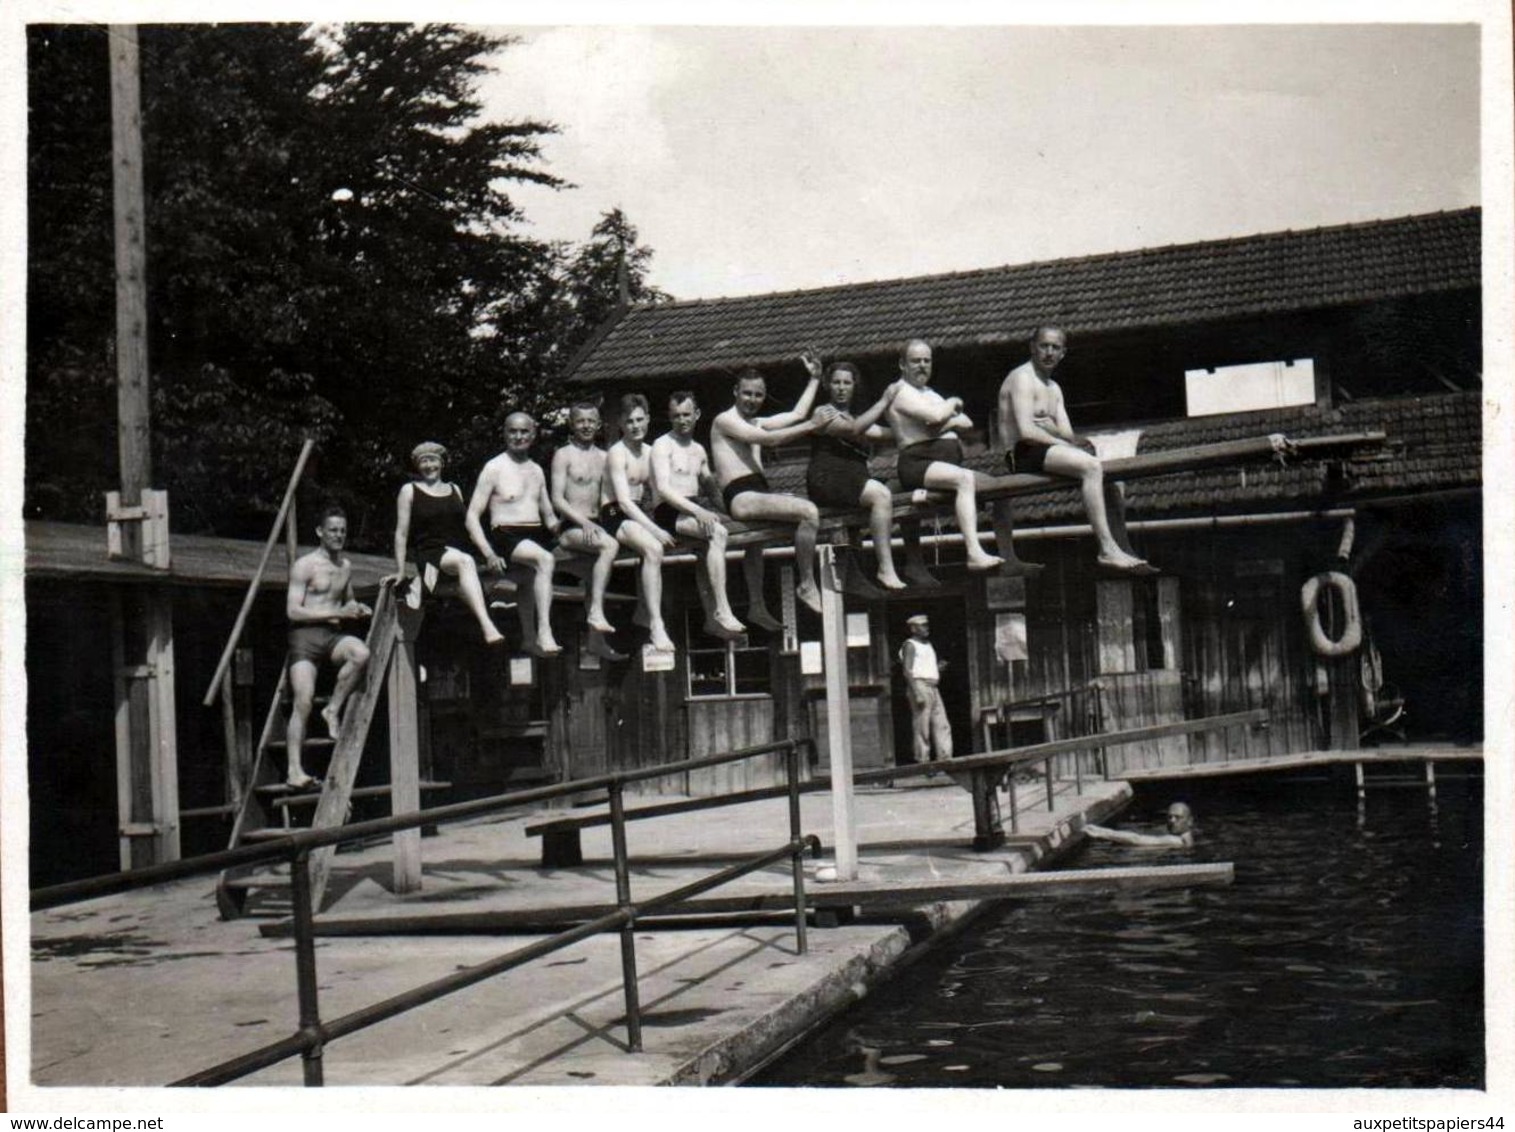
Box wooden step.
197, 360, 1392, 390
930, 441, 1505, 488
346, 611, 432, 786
266, 780, 452, 809
265, 737, 336, 751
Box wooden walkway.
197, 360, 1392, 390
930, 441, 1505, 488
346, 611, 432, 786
1119, 745, 1482, 781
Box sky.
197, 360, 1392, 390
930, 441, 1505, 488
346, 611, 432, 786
476, 22, 1480, 300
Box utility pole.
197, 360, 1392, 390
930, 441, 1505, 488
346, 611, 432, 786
106, 25, 180, 868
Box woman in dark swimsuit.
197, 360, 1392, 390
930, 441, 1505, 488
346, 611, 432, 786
807, 362, 908, 591
391, 441, 504, 644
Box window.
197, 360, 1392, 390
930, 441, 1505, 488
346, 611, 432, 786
1184, 359, 1316, 417
684, 613, 770, 698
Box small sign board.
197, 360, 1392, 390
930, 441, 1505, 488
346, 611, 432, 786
642, 644, 676, 672
800, 640, 824, 675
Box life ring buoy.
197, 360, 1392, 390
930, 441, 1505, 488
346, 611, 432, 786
1301, 571, 1362, 657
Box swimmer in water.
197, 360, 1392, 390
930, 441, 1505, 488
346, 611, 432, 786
1084, 801, 1194, 848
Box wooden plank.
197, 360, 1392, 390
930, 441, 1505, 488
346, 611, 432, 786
699, 433, 1388, 551
307, 584, 402, 910
386, 634, 422, 895
1096, 580, 1136, 675
819, 546, 858, 880
1120, 746, 1482, 780
268, 863, 1235, 937
146, 588, 180, 862
109, 25, 150, 513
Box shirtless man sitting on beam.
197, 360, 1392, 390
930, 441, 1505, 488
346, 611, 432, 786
886, 338, 1005, 573
465, 411, 563, 657
601, 393, 679, 653
648, 391, 748, 644
550, 401, 628, 661
709, 355, 834, 624
998, 326, 1153, 573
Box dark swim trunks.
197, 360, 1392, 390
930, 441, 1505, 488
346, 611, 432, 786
651, 502, 682, 533
807, 435, 872, 508
600, 502, 629, 537
1005, 436, 1097, 474
896, 438, 964, 491
487, 522, 557, 561
722, 472, 771, 513
288, 623, 348, 667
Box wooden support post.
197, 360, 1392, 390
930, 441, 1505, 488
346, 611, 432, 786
969, 769, 1005, 851
110, 23, 150, 527
818, 546, 858, 881
387, 628, 423, 894
145, 589, 180, 862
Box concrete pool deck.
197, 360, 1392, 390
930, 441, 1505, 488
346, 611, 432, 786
29, 774, 1144, 1088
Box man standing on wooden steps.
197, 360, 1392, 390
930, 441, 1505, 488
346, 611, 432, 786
999, 326, 1155, 574
284, 505, 372, 790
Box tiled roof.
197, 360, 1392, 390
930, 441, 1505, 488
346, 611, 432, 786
569, 209, 1481, 386
762, 392, 1480, 523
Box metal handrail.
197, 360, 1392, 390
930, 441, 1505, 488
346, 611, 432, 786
33, 737, 819, 1087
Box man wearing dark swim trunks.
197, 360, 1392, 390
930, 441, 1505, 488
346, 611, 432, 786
648, 392, 747, 642
465, 412, 565, 657
285, 506, 372, 790
709, 356, 833, 626
998, 326, 1151, 573
885, 339, 1005, 572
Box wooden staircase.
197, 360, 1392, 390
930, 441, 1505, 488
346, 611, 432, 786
216, 584, 444, 919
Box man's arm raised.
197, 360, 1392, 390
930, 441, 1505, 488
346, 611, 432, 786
718, 411, 821, 449
762, 350, 824, 429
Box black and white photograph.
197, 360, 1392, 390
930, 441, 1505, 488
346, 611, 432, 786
2, 0, 1510, 1121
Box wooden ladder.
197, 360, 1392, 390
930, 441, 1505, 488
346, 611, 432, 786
216, 584, 440, 918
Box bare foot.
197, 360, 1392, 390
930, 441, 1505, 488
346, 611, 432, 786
587, 612, 615, 634
320, 705, 342, 738
877, 572, 908, 590
1096, 551, 1156, 574
286, 772, 322, 791
796, 582, 823, 613
587, 634, 627, 662
482, 627, 506, 646
747, 606, 784, 632
527, 637, 563, 658
966, 554, 1005, 572
704, 615, 745, 641
650, 627, 676, 652
903, 564, 942, 589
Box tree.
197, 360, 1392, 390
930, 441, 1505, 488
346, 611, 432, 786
25, 23, 570, 542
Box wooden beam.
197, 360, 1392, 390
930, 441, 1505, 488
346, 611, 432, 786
386, 628, 422, 894
262, 862, 1234, 937
109, 24, 150, 515
818, 546, 858, 880
679, 431, 1389, 554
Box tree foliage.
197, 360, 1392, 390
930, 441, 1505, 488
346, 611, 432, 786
26, 23, 667, 545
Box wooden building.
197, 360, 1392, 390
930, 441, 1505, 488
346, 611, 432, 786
24, 522, 393, 886
548, 208, 1481, 789
24, 208, 1482, 883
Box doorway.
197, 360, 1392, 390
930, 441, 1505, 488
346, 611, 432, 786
886, 594, 973, 767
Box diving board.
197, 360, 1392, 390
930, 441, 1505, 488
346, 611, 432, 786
259, 862, 1234, 937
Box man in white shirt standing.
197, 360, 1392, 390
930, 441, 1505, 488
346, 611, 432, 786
899, 613, 952, 767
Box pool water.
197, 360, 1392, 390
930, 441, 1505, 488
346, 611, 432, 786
756, 776, 1483, 1088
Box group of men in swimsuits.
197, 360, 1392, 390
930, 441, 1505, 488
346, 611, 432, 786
280, 327, 1149, 788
